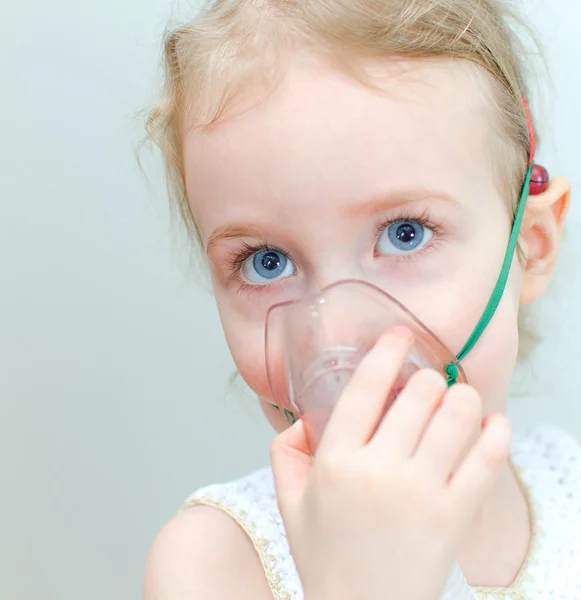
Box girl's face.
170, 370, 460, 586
184, 56, 524, 431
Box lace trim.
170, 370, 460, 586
472, 459, 542, 600
182, 495, 292, 600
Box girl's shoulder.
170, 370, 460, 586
143, 469, 277, 600
182, 467, 300, 599
182, 466, 282, 558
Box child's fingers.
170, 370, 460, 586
369, 368, 447, 459
412, 384, 482, 480
270, 419, 313, 517
449, 413, 512, 509
317, 326, 413, 456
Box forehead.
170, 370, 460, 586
183, 57, 495, 239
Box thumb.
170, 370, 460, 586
270, 419, 313, 517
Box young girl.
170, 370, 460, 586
143, 1, 580, 598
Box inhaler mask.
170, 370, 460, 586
265, 279, 466, 453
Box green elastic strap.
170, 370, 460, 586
445, 160, 536, 386
272, 404, 298, 424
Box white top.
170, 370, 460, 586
183, 424, 581, 600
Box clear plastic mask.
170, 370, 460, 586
266, 279, 466, 454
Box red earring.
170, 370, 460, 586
523, 97, 550, 195
530, 163, 550, 195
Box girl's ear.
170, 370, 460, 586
520, 177, 571, 305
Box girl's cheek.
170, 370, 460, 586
220, 312, 274, 399
237, 350, 272, 400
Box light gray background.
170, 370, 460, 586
1, 1, 579, 599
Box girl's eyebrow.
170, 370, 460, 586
346, 187, 460, 217
206, 187, 459, 254
206, 224, 264, 255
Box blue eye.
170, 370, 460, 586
377, 220, 432, 256
242, 249, 295, 284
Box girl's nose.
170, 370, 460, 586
309, 262, 367, 295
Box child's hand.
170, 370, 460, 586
271, 327, 512, 600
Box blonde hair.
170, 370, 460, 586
145, 0, 542, 355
